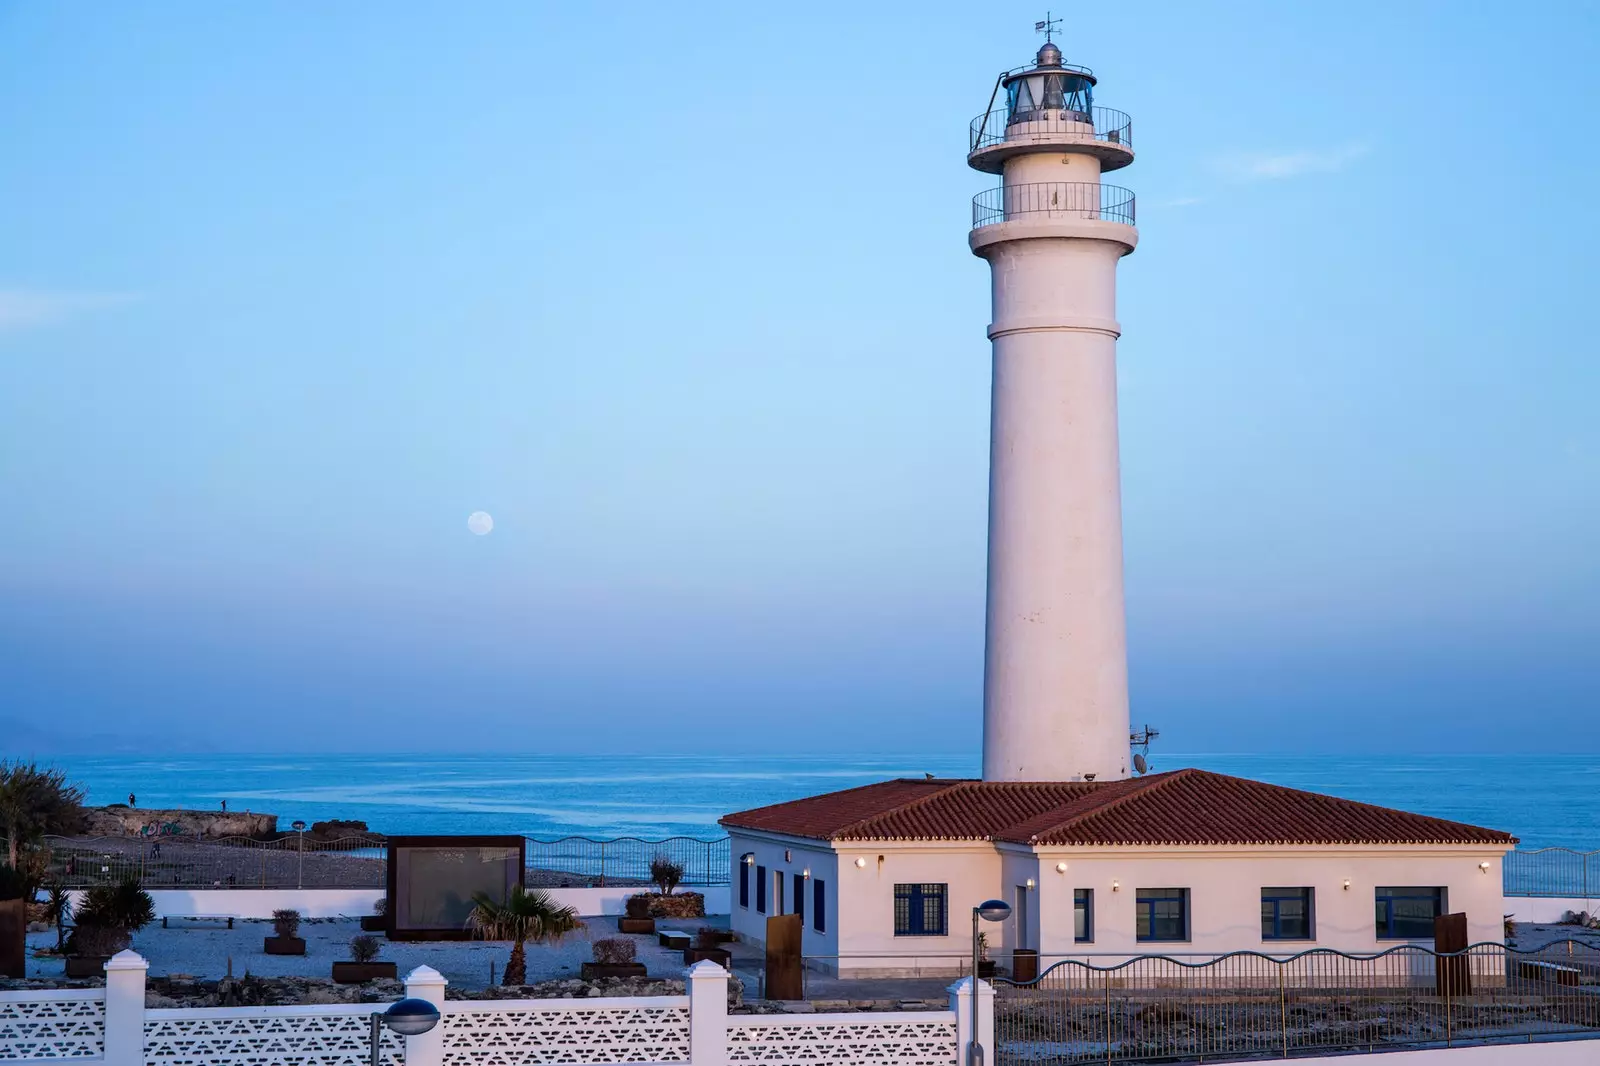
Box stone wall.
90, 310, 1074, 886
83, 807, 278, 839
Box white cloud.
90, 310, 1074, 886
1215, 143, 1371, 182
0, 289, 138, 332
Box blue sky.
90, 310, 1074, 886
1, 2, 1595, 755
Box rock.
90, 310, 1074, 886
83, 807, 277, 839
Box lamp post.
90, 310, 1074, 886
368, 998, 440, 1066
970, 899, 1011, 1066
292, 820, 306, 890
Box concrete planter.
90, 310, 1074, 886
359, 916, 387, 932
617, 917, 656, 934
264, 936, 306, 956
331, 961, 397, 983
579, 962, 647, 980
65, 955, 110, 979
0, 899, 25, 979
682, 947, 731, 967
977, 960, 998, 979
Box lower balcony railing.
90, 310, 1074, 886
973, 181, 1136, 228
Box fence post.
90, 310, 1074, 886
687, 960, 728, 1066
103, 950, 147, 1066
404, 965, 448, 1066
949, 976, 994, 1066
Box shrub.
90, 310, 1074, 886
0, 863, 25, 901
76, 878, 155, 935
649, 854, 685, 897
350, 935, 382, 963
66, 924, 129, 957
272, 909, 301, 939
695, 928, 723, 949
624, 894, 651, 919
591, 937, 636, 965
373, 897, 388, 917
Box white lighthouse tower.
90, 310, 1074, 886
969, 32, 1137, 783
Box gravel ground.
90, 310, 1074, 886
25, 915, 731, 992
1509, 921, 1600, 953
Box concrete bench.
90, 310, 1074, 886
1517, 960, 1580, 986
162, 915, 236, 929
658, 928, 691, 949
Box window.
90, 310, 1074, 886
794, 873, 805, 922
1375, 887, 1444, 939
1136, 888, 1189, 942
755, 865, 767, 914
894, 883, 948, 937
813, 879, 826, 933
738, 857, 751, 909
1261, 887, 1314, 940
1074, 889, 1094, 943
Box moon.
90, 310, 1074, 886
467, 511, 494, 536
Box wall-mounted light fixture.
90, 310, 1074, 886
1479, 862, 1491, 873
802, 868, 812, 879
1111, 880, 1120, 892
854, 857, 867, 868
1342, 879, 1351, 891
742, 854, 754, 866
1025, 877, 1036, 889
784, 849, 792, 862
1055, 862, 1068, 874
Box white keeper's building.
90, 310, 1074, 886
720, 36, 1516, 978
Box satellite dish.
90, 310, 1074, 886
1133, 753, 1148, 774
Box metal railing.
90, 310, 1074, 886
973, 182, 1136, 229
20, 833, 732, 890
995, 941, 1600, 1064
1505, 848, 1600, 898
970, 105, 1133, 154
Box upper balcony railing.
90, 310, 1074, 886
970, 105, 1132, 155
973, 181, 1136, 229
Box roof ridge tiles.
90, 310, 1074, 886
830, 779, 974, 839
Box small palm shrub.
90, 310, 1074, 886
649, 854, 685, 897
373, 897, 388, 917
592, 937, 636, 965
272, 909, 301, 939
350, 935, 382, 963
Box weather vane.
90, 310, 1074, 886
1034, 11, 1061, 44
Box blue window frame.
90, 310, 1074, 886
739, 857, 751, 908
1375, 887, 1444, 939
1074, 888, 1094, 943
894, 883, 948, 937
1261, 887, 1314, 940
794, 874, 805, 922
1136, 888, 1189, 942
813, 879, 826, 933
755, 865, 767, 914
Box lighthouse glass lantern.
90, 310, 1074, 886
1006, 42, 1094, 125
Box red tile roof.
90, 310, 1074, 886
719, 769, 1516, 847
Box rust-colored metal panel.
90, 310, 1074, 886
765, 913, 803, 1000
1434, 912, 1470, 997
0, 899, 25, 979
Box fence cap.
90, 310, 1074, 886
105, 949, 149, 972
404, 964, 447, 986
686, 959, 730, 980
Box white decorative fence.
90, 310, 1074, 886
0, 989, 105, 1060
0, 955, 971, 1066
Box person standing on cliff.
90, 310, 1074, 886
220, 799, 227, 812
128, 792, 135, 807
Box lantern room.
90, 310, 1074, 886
1005, 42, 1094, 124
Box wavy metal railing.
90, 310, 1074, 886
970, 105, 1133, 154
24, 833, 732, 889
973, 181, 1136, 229
1505, 846, 1600, 898
995, 940, 1600, 1064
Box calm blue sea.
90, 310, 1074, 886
57, 753, 1599, 849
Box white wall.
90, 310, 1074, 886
832, 841, 1002, 977
1503, 895, 1597, 924
727, 832, 837, 962
1033, 846, 1508, 960
66, 885, 731, 922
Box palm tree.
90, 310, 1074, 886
467, 885, 581, 986
0, 762, 86, 869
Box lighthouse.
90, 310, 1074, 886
969, 35, 1137, 783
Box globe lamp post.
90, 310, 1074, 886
970, 899, 1011, 1066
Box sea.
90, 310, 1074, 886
56, 752, 1599, 850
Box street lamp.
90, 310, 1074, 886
292, 821, 307, 890
368, 998, 439, 1066
969, 899, 1011, 1066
